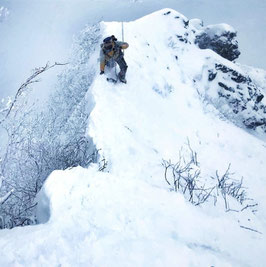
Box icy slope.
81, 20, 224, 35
0, 8, 266, 267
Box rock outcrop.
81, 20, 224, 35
195, 24, 240, 61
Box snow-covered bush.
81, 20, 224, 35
0, 24, 101, 229
163, 142, 257, 213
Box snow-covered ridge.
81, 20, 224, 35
0, 8, 266, 267
156, 9, 266, 137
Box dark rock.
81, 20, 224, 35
176, 35, 188, 43
215, 64, 230, 73
218, 82, 235, 92
243, 117, 266, 129
183, 20, 189, 28
256, 94, 264, 103
164, 11, 171, 16
215, 64, 251, 83
208, 71, 217, 81
195, 25, 240, 61
248, 87, 254, 97
231, 73, 248, 83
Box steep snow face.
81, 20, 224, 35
0, 8, 266, 267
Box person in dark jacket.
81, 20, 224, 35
100, 35, 129, 83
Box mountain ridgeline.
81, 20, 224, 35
161, 10, 266, 137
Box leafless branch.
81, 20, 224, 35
240, 225, 262, 235
1, 62, 68, 123
162, 141, 258, 215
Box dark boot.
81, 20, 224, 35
118, 72, 127, 83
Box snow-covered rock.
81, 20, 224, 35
188, 18, 203, 30
195, 60, 266, 134
239, 64, 266, 93
195, 23, 240, 61
162, 10, 266, 136
0, 8, 266, 267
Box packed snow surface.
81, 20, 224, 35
0, 9, 266, 267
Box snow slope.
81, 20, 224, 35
0, 9, 266, 267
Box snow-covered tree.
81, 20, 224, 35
0, 24, 101, 228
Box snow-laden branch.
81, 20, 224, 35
0, 176, 14, 205
0, 62, 68, 125
0, 189, 14, 205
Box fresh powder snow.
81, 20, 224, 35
0, 8, 266, 267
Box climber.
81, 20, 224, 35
99, 35, 129, 83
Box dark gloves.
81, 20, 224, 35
100, 71, 104, 75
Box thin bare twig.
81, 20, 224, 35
240, 225, 262, 235
1, 62, 68, 123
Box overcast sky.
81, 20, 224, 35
0, 0, 265, 98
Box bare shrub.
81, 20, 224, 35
162, 141, 257, 213
212, 165, 258, 213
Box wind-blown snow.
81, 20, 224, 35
0, 9, 266, 267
